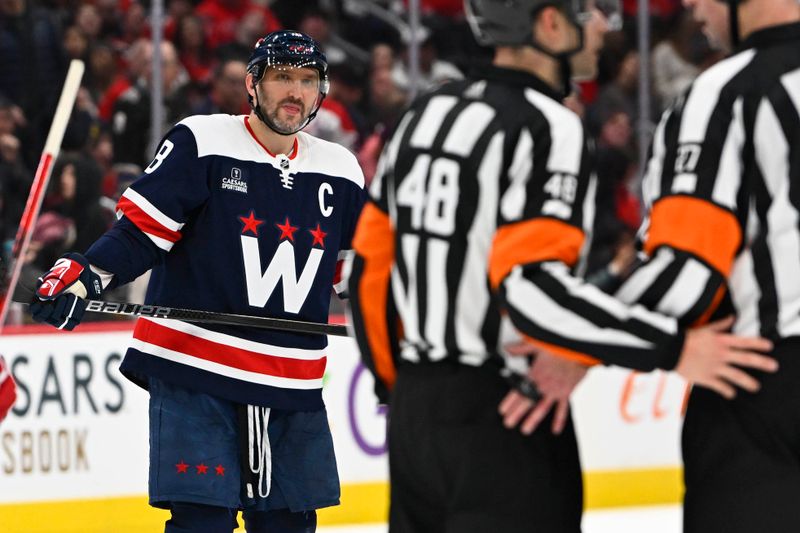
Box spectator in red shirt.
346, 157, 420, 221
195, 0, 280, 50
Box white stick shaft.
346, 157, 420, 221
0, 60, 85, 332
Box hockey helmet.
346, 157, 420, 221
247, 30, 330, 96
464, 0, 621, 47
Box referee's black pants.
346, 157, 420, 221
683, 338, 800, 533
387, 363, 583, 533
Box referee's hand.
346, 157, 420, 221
499, 347, 588, 435
676, 316, 778, 399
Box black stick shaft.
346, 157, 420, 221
83, 300, 349, 337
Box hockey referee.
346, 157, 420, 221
346, 0, 778, 530
612, 0, 800, 530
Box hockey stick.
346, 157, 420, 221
0, 60, 86, 333
80, 300, 349, 336
11, 282, 349, 336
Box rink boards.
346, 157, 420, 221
0, 322, 688, 531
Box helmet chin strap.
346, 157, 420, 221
728, 0, 741, 48
251, 82, 324, 136
526, 10, 582, 98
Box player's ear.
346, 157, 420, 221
245, 73, 257, 97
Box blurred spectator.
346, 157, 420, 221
299, 8, 348, 66
330, 64, 369, 143
73, 3, 102, 43
0, 0, 66, 167
43, 153, 114, 255
591, 46, 638, 126
391, 28, 463, 93
24, 211, 75, 275
63, 25, 89, 62
175, 14, 213, 84
112, 0, 148, 49
215, 9, 269, 62
366, 66, 407, 134
97, 37, 151, 123
305, 63, 366, 152
86, 44, 117, 107
190, 58, 249, 116
195, 0, 280, 50
163, 0, 194, 42
419, 0, 464, 17
370, 43, 395, 72
585, 147, 640, 281
111, 39, 190, 168
652, 10, 714, 110
94, 0, 122, 41
0, 96, 29, 244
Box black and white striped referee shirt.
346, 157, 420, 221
618, 22, 800, 342
347, 65, 689, 394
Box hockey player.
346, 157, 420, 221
30, 30, 365, 533
346, 0, 778, 531
613, 0, 800, 529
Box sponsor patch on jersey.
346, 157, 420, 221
222, 167, 248, 193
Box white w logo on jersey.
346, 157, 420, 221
240, 236, 323, 313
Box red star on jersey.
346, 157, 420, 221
176, 460, 189, 474
276, 217, 299, 241
309, 223, 327, 248
215, 464, 225, 476
239, 210, 264, 236
196, 463, 209, 474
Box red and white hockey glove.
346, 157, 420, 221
30, 253, 102, 330
0, 355, 16, 422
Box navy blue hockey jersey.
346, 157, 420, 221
86, 114, 365, 411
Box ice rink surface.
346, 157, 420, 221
319, 504, 682, 532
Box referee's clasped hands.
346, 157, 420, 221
500, 344, 589, 436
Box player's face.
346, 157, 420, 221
683, 0, 731, 51
570, 7, 611, 81
256, 66, 321, 134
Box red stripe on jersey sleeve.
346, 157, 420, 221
117, 196, 183, 244
134, 320, 327, 380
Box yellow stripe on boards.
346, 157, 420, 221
0, 469, 681, 532
584, 467, 683, 508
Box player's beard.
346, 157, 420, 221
261, 95, 308, 135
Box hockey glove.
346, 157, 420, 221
30, 253, 102, 330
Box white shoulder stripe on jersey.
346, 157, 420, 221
642, 108, 671, 210
754, 96, 800, 338
410, 96, 458, 149
504, 268, 656, 349
678, 49, 755, 144
442, 101, 496, 157
711, 97, 745, 209
143, 317, 327, 360
501, 128, 534, 221
122, 188, 184, 232
524, 88, 582, 175
130, 339, 324, 389
456, 132, 503, 356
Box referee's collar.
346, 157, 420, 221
738, 21, 800, 52
469, 64, 563, 102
